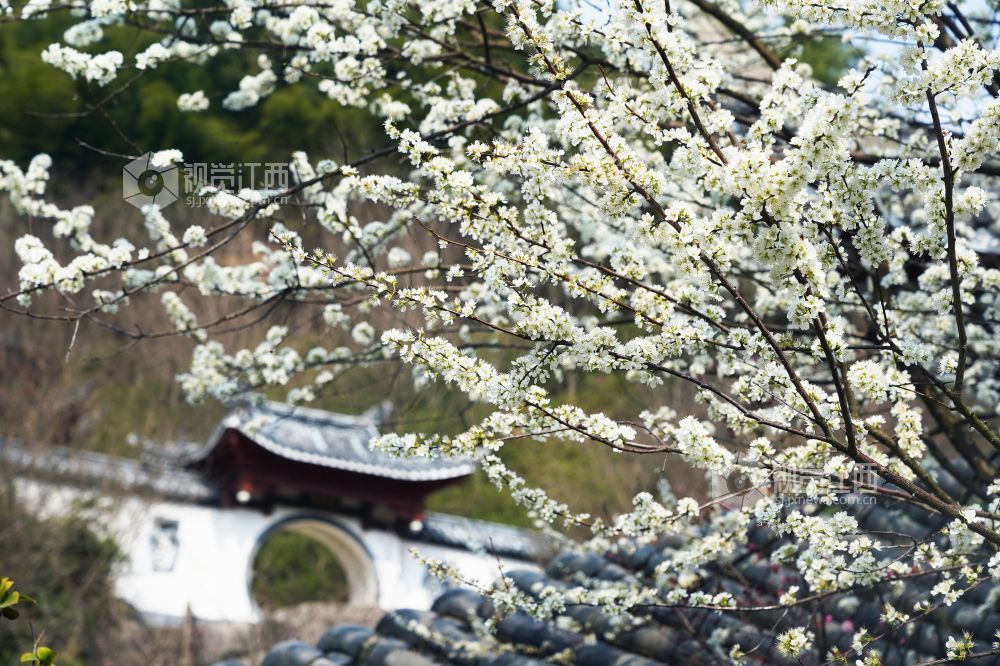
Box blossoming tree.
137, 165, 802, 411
2, 0, 999, 660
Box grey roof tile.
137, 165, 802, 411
359, 636, 442, 666
317, 625, 375, 656
260, 641, 325, 666
418, 513, 544, 560
226, 459, 1000, 666
200, 401, 477, 482
430, 589, 485, 622
0, 439, 216, 503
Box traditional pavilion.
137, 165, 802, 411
3, 402, 539, 623
188, 401, 477, 525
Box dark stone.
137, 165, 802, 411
261, 641, 324, 666
361, 637, 439, 666
479, 654, 547, 666
612, 625, 679, 660
376, 608, 437, 640
546, 553, 607, 578
432, 588, 485, 622
494, 612, 581, 653
573, 642, 660, 665
318, 624, 375, 656
507, 569, 555, 595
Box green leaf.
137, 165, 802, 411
0, 578, 18, 609
19, 647, 55, 666
36, 646, 56, 665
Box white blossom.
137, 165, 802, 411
177, 91, 210, 112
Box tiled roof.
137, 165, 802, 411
418, 513, 544, 561
233, 460, 1000, 665
0, 439, 217, 503
2, 439, 539, 559
196, 401, 478, 482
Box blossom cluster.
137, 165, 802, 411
3, 0, 1000, 660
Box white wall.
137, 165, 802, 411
13, 478, 531, 624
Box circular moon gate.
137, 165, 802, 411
250, 517, 379, 610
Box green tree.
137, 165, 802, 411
251, 531, 350, 609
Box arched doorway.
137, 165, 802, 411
250, 517, 378, 611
